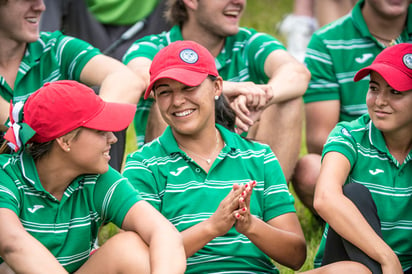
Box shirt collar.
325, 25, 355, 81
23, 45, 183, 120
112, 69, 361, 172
158, 124, 238, 157
19, 150, 83, 195
368, 119, 412, 165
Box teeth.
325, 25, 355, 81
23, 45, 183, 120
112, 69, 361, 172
26, 18, 38, 23
103, 152, 109, 156
175, 109, 194, 117
224, 11, 239, 16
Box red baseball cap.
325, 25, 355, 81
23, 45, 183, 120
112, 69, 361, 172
144, 40, 219, 99
10, 80, 136, 144
354, 43, 412, 91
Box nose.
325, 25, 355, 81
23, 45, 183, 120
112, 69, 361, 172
34, 0, 46, 12
375, 91, 389, 106
107, 132, 118, 144
172, 91, 186, 106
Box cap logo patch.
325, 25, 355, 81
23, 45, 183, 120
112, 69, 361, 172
179, 49, 198, 64
403, 54, 412, 69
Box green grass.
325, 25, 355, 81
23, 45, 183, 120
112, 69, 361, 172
100, 1, 324, 272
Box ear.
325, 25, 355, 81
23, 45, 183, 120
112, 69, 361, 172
182, 0, 198, 11
214, 76, 223, 97
55, 137, 70, 152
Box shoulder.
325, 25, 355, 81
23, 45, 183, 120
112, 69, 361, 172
221, 127, 272, 155
329, 114, 371, 143
232, 27, 280, 45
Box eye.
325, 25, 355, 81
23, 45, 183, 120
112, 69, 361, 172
156, 89, 171, 97
390, 89, 402, 95
369, 85, 379, 92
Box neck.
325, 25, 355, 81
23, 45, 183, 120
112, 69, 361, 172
383, 130, 412, 164
0, 40, 27, 89
181, 23, 225, 57
362, 3, 407, 45
174, 127, 223, 165
35, 153, 79, 201
0, 39, 26, 66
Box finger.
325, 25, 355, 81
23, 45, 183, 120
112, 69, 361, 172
234, 117, 250, 133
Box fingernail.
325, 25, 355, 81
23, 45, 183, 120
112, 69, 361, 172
235, 213, 240, 219
242, 207, 247, 212
239, 197, 244, 203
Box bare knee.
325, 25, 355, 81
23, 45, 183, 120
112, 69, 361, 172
79, 231, 150, 274
293, 153, 321, 189
292, 154, 321, 212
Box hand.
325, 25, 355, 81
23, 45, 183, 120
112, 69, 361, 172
207, 183, 245, 237
234, 181, 257, 234
230, 95, 263, 134
223, 81, 272, 110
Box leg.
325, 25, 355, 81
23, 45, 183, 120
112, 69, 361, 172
75, 231, 150, 274
322, 183, 383, 273
301, 261, 371, 274
248, 97, 303, 182
292, 153, 321, 213
277, 0, 318, 62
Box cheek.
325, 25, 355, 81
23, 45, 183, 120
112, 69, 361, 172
366, 93, 375, 108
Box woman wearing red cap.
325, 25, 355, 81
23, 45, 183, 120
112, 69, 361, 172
0, 80, 186, 273
302, 43, 412, 273
123, 40, 307, 273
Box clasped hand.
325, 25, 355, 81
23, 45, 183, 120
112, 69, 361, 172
208, 181, 257, 237
223, 81, 273, 134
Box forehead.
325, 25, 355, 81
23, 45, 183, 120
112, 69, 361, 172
154, 78, 187, 89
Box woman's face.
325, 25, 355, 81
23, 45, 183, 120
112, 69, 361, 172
66, 128, 117, 174
153, 77, 222, 136
366, 71, 412, 134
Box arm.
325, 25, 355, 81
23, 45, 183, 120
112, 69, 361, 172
305, 100, 340, 154
0, 208, 67, 273
180, 184, 245, 257
264, 49, 311, 104
126, 56, 152, 95
79, 54, 146, 104
314, 152, 402, 273
235, 183, 306, 270
121, 200, 186, 274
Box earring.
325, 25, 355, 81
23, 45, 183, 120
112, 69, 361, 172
214, 95, 219, 100
67, 147, 71, 152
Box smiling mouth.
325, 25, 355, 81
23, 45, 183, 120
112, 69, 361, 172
26, 17, 39, 23
223, 10, 242, 19
174, 109, 195, 117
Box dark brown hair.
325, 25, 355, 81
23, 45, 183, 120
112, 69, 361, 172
165, 0, 189, 27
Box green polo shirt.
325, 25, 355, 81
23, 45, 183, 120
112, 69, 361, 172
123, 124, 296, 273
0, 31, 100, 104
0, 151, 142, 272
314, 114, 412, 270
123, 25, 286, 147
304, 0, 412, 122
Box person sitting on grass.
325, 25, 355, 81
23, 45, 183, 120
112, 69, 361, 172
306, 43, 412, 273
0, 80, 186, 273
123, 40, 307, 273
